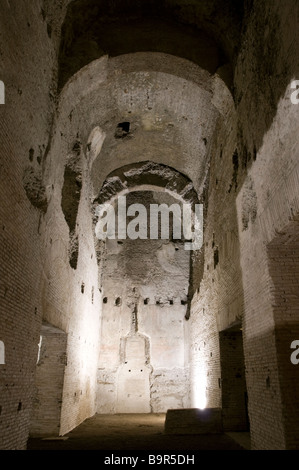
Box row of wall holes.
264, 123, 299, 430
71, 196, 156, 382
102, 298, 187, 306
152, 299, 187, 306
103, 297, 122, 306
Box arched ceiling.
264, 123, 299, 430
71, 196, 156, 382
94, 161, 200, 208
58, 0, 246, 89
53, 53, 235, 201
48, 2, 239, 215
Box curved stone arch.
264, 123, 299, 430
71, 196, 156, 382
91, 161, 203, 257
48, 52, 236, 204
92, 162, 204, 324
58, 52, 234, 124
58, 0, 240, 91
93, 161, 200, 209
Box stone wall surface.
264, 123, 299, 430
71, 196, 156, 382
98, 191, 191, 413
0, 0, 299, 451
234, 0, 299, 450
0, 0, 59, 450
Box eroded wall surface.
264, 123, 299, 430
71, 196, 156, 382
98, 191, 191, 413
234, 1, 299, 450
0, 0, 60, 449
0, 0, 299, 451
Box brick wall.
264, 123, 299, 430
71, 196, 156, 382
30, 323, 67, 437
1, 0, 299, 451
234, 0, 299, 450
0, 0, 58, 449
219, 329, 248, 431
189, 73, 242, 413
0, 0, 100, 447
267, 225, 299, 449
40, 126, 102, 435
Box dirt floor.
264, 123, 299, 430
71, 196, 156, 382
27, 413, 251, 451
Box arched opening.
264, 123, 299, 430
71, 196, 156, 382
97, 188, 193, 413
35, 49, 235, 435
58, 0, 245, 91
1, 0, 299, 452
20, 0, 240, 437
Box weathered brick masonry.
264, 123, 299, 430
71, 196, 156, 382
0, 0, 299, 450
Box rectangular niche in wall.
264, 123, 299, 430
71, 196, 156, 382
116, 335, 151, 414
219, 324, 249, 432
30, 322, 67, 438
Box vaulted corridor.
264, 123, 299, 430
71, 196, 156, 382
0, 0, 299, 451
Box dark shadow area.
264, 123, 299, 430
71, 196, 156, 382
58, 0, 246, 90
219, 325, 249, 432
233, 1, 299, 186
267, 219, 299, 449
27, 413, 249, 450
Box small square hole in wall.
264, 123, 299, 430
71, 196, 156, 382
103, 297, 108, 304
115, 122, 130, 138
144, 298, 149, 305
115, 297, 122, 307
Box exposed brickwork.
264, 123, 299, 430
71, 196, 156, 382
30, 323, 67, 437
0, 0, 57, 448
1, 0, 299, 451
267, 227, 299, 449
219, 330, 248, 431
236, 78, 299, 450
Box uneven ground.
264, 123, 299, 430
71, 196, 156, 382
27, 413, 251, 451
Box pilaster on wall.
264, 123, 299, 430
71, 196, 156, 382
188, 70, 242, 415
233, 0, 299, 449
219, 328, 248, 432
30, 323, 67, 437
0, 0, 60, 450
267, 225, 299, 450
190, 294, 222, 410
236, 79, 299, 448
